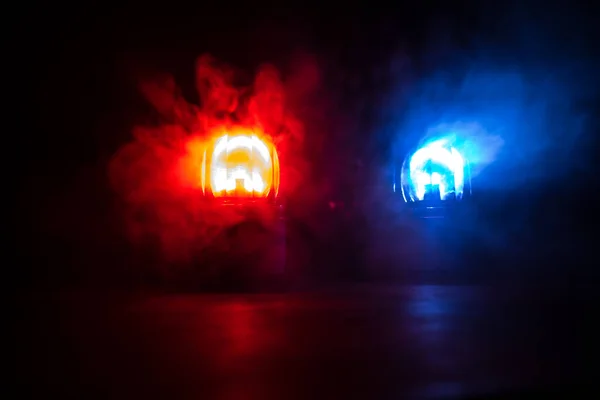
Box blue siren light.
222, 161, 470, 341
401, 138, 471, 204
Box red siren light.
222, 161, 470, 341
200, 129, 280, 200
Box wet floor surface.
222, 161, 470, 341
15, 284, 593, 399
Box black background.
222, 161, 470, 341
15, 0, 600, 286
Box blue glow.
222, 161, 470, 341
383, 65, 594, 195
401, 135, 471, 203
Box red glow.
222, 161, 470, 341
179, 127, 280, 199
208, 131, 279, 198
190, 128, 280, 198
109, 54, 322, 264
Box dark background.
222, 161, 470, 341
16, 0, 600, 285
12, 1, 600, 398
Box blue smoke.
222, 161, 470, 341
382, 2, 597, 194
364, 2, 598, 280
390, 66, 594, 193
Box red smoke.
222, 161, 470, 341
109, 54, 323, 264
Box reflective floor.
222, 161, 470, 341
16, 283, 591, 399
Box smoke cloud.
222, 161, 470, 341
364, 2, 598, 279
109, 54, 324, 267
389, 67, 593, 192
